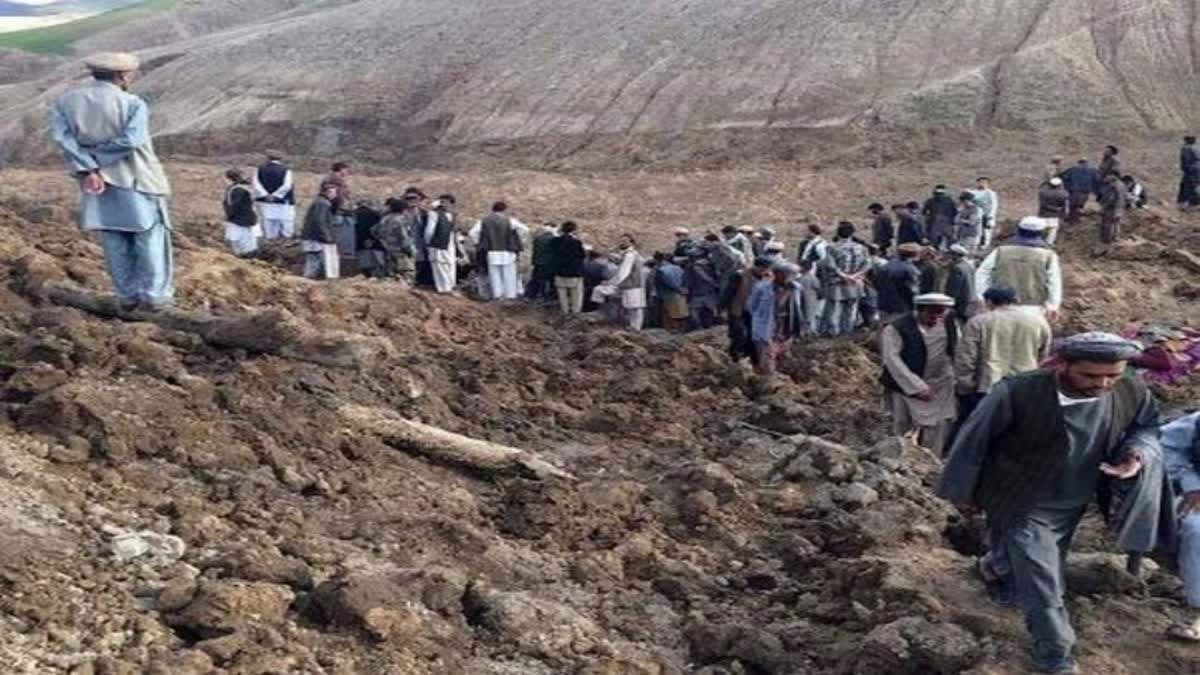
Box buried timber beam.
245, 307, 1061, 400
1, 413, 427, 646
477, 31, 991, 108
43, 281, 393, 370
338, 404, 575, 481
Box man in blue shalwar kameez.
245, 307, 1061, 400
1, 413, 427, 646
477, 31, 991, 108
48, 52, 174, 311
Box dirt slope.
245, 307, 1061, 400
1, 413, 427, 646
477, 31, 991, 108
0, 163, 1198, 674
4, 0, 1200, 166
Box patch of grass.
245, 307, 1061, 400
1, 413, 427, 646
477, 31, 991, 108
0, 0, 180, 54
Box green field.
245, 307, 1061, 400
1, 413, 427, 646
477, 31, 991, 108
0, 0, 180, 54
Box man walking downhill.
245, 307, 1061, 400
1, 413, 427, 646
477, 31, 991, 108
975, 217, 1062, 322
49, 52, 174, 311
253, 150, 295, 239
939, 333, 1169, 675
1179, 136, 1200, 210
549, 221, 586, 315
222, 169, 260, 258
880, 293, 958, 455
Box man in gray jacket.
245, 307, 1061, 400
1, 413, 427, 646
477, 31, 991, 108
49, 52, 173, 310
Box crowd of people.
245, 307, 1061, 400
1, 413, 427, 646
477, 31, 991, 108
50, 52, 1200, 675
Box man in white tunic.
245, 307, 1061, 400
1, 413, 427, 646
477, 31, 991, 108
49, 52, 173, 310
475, 201, 524, 300
593, 234, 647, 331
424, 195, 459, 294
253, 150, 295, 239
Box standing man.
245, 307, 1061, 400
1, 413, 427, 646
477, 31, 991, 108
526, 223, 558, 302
819, 222, 871, 336
954, 286, 1052, 422
425, 195, 459, 294
880, 293, 958, 455
721, 257, 772, 364
869, 203, 894, 255
975, 218, 1062, 321
922, 185, 958, 250
353, 199, 385, 278
321, 162, 356, 260
724, 225, 755, 264
954, 191, 983, 252
49, 52, 174, 311
749, 261, 809, 375
1179, 136, 1200, 210
654, 254, 690, 333
875, 242, 922, 325
301, 182, 339, 279
673, 227, 696, 258
593, 235, 647, 331
1061, 159, 1100, 223
1099, 144, 1122, 180
1037, 177, 1069, 246
893, 203, 925, 247
477, 202, 524, 300
939, 333, 1166, 675
373, 197, 415, 280
549, 221, 586, 315
943, 244, 975, 325
222, 169, 260, 258
1161, 412, 1200, 642
686, 250, 720, 330
972, 177, 999, 249
1098, 171, 1127, 243
797, 224, 829, 265
253, 150, 295, 239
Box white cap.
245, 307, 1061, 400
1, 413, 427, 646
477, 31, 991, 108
1017, 216, 1048, 232
1049, 177, 1063, 187
914, 293, 955, 307
84, 52, 140, 73
765, 241, 785, 252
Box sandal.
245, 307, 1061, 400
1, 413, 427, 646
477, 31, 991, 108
1166, 622, 1200, 643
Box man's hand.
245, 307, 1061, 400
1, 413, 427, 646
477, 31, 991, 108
911, 388, 933, 402
81, 172, 105, 195
1100, 450, 1144, 480
1180, 490, 1200, 515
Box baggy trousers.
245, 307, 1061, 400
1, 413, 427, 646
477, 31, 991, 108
1002, 505, 1086, 671
98, 220, 175, 306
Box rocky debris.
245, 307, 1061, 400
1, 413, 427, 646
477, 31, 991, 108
164, 580, 293, 641
1065, 553, 1157, 596
1169, 248, 1200, 274
853, 617, 981, 675
769, 434, 861, 484
200, 546, 314, 590
463, 582, 607, 664
684, 619, 788, 673
1104, 236, 1166, 262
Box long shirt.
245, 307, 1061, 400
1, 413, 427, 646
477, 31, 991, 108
955, 306, 1052, 394
972, 189, 999, 222
880, 321, 956, 425
1162, 413, 1200, 494
974, 239, 1062, 310
49, 85, 169, 232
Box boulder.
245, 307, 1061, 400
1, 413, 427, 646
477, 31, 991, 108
854, 617, 980, 675
165, 580, 293, 640
1065, 553, 1155, 596
463, 582, 605, 663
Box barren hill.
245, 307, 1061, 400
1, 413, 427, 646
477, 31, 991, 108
3, 0, 1200, 168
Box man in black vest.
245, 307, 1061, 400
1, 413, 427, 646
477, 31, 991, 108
223, 169, 260, 257
880, 293, 958, 455
939, 333, 1167, 675
426, 195, 459, 293
253, 150, 295, 239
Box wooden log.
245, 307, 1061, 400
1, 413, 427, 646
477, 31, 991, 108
43, 281, 393, 370
338, 404, 575, 481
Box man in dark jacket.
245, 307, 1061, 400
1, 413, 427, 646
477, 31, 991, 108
916, 246, 939, 294
939, 333, 1166, 675
222, 169, 259, 258
478, 201, 524, 300
944, 244, 975, 324
922, 186, 958, 250
1099, 145, 1122, 180
352, 200, 384, 277
1061, 159, 1100, 223
1037, 177, 1069, 246
875, 242, 922, 324
301, 182, 339, 279
549, 221, 586, 314
582, 249, 615, 312
1180, 136, 1200, 210
892, 203, 924, 246
525, 223, 558, 302
869, 203, 894, 255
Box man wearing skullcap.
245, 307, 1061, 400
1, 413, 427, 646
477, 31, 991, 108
49, 52, 174, 310
222, 169, 260, 257
253, 150, 296, 239
672, 227, 695, 259
940, 332, 1171, 675
1037, 177, 1069, 245
748, 260, 810, 375
880, 293, 958, 455
974, 217, 1062, 321
724, 225, 754, 264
